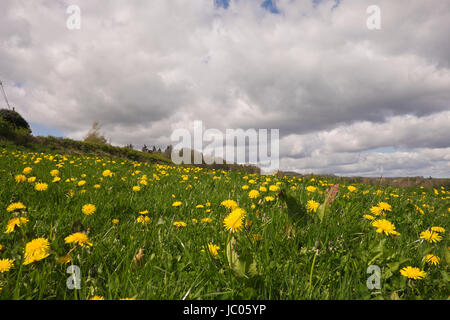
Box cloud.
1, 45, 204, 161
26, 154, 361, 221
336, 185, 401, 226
0, 0, 449, 176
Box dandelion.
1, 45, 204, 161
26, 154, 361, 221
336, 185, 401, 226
90, 296, 105, 300
201, 217, 212, 223
223, 208, 245, 233
400, 266, 426, 280
23, 238, 51, 265
220, 200, 238, 210
204, 243, 220, 258
57, 255, 71, 265
5, 217, 29, 234
15, 174, 27, 183
420, 230, 442, 243
424, 254, 440, 266
269, 185, 280, 192
35, 182, 48, 191
306, 200, 320, 213
82, 204, 96, 216
0, 258, 14, 273
172, 201, 182, 207
139, 210, 149, 215
6, 202, 26, 212
132, 186, 141, 192
377, 202, 392, 212
369, 206, 383, 216
248, 190, 260, 199
52, 177, 61, 183
137, 216, 150, 225
102, 170, 113, 177
242, 185, 249, 190
431, 226, 445, 233
363, 214, 375, 221
65, 232, 93, 247
28, 177, 36, 183
306, 186, 317, 193
347, 186, 357, 192
265, 196, 275, 202
23, 167, 32, 174
112, 219, 119, 225
77, 180, 86, 187
173, 221, 187, 228
371, 219, 399, 236
50, 169, 59, 176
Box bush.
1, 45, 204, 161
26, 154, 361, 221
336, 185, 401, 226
0, 117, 32, 144
0, 109, 31, 133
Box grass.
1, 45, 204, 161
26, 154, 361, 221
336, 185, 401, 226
0, 144, 448, 300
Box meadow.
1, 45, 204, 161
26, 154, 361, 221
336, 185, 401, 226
0, 146, 448, 300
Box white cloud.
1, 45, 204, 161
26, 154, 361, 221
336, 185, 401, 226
1, 0, 449, 177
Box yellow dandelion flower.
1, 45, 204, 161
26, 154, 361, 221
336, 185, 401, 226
65, 232, 93, 247
5, 217, 29, 234
424, 254, 440, 266
173, 221, 187, 228
220, 200, 239, 210
90, 296, 105, 300
363, 214, 375, 221
377, 202, 392, 212
201, 217, 212, 223
269, 185, 280, 192
50, 169, 59, 177
248, 190, 260, 199
306, 200, 320, 213
204, 243, 220, 258
371, 219, 399, 236
82, 204, 96, 215
420, 230, 442, 243
223, 209, 245, 233
369, 206, 383, 216
400, 266, 426, 280
112, 219, 119, 225
15, 174, 27, 183
306, 186, 317, 192
102, 170, 113, 177
0, 258, 14, 273
431, 226, 445, 233
35, 182, 48, 191
23, 238, 51, 265
137, 216, 150, 225
6, 202, 26, 212
132, 186, 141, 192
172, 201, 182, 207
22, 167, 32, 174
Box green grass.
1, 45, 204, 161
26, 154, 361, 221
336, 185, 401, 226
0, 145, 448, 300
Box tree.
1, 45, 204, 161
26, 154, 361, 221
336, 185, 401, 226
0, 109, 31, 134
84, 121, 108, 144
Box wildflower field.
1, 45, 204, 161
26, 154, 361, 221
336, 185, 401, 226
0, 147, 448, 300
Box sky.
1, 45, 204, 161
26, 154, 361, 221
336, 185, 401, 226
1, 0, 449, 177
